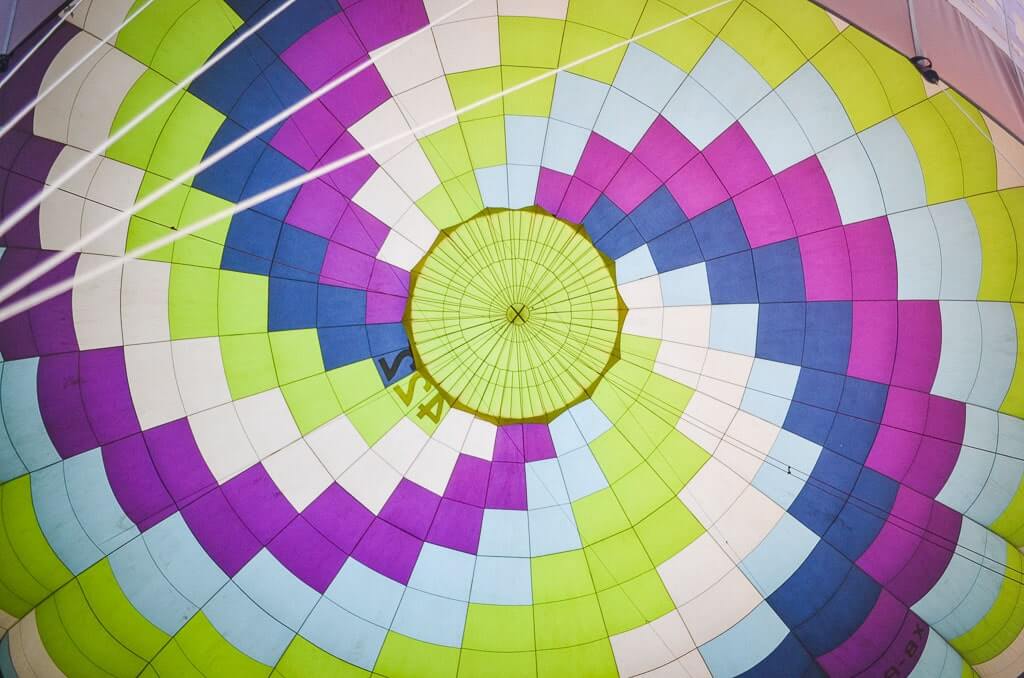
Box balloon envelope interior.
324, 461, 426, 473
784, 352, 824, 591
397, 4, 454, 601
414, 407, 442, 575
1, 1, 1024, 677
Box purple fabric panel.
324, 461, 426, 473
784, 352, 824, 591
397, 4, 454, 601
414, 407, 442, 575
633, 117, 698, 182
102, 433, 176, 532
665, 154, 728, 219
181, 488, 262, 577
320, 131, 379, 197
557, 178, 600, 224
28, 253, 78, 356
777, 156, 842, 236
268, 516, 347, 593
367, 261, 409, 295
733, 177, 796, 248
574, 134, 628, 191
378, 479, 440, 540
321, 242, 374, 289
845, 217, 898, 301
286, 179, 349, 238
365, 291, 406, 324
798, 228, 852, 302
857, 486, 930, 583
493, 425, 525, 462
332, 203, 389, 254
144, 418, 217, 508
702, 123, 771, 196
221, 463, 298, 544
817, 589, 916, 676
303, 482, 374, 553
858, 610, 928, 678
0, 248, 41, 357
79, 347, 141, 444
343, 0, 429, 52
426, 498, 482, 554
604, 156, 660, 213
885, 501, 959, 605
352, 517, 423, 584
523, 423, 556, 462
534, 168, 571, 215
444, 454, 489, 507
281, 14, 366, 90
37, 352, 97, 457
891, 302, 942, 392
485, 462, 527, 510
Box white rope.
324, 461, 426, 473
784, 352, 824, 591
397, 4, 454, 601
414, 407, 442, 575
0, 0, 738, 323
0, 0, 158, 141
0, 0, 85, 92
0, 0, 481, 306
0, 0, 301, 238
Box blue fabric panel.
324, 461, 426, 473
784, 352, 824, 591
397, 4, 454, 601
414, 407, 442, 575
838, 378, 888, 423
190, 38, 274, 115
594, 218, 645, 260
317, 285, 367, 327
268, 278, 318, 331
825, 415, 878, 464
783, 403, 835, 446
583, 195, 625, 243
630, 186, 686, 241
707, 251, 757, 304
367, 323, 409, 357
802, 302, 852, 373
793, 368, 844, 411
271, 224, 327, 282
793, 567, 880, 656
768, 541, 851, 627
756, 303, 804, 365
222, 210, 283, 275
753, 239, 805, 303
194, 121, 266, 202
319, 326, 370, 370
739, 634, 819, 678
690, 200, 748, 259
243, 147, 304, 220
648, 223, 702, 273
250, 0, 340, 53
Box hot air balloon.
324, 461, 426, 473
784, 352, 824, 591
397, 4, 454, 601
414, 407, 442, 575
0, 1, 1023, 676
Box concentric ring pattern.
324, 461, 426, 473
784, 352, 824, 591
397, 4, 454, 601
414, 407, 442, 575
2, 1, 1024, 677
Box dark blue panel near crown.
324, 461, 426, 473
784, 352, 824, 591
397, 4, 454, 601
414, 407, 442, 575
583, 195, 625, 243
317, 285, 367, 327
629, 186, 686, 241
319, 325, 370, 370
242, 146, 304, 220
753, 239, 805, 303
648, 223, 701, 273
691, 200, 748, 260
594, 218, 644, 260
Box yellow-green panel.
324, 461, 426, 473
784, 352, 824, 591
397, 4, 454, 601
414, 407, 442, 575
1000, 303, 1024, 417
969, 193, 1018, 301
719, 2, 805, 87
